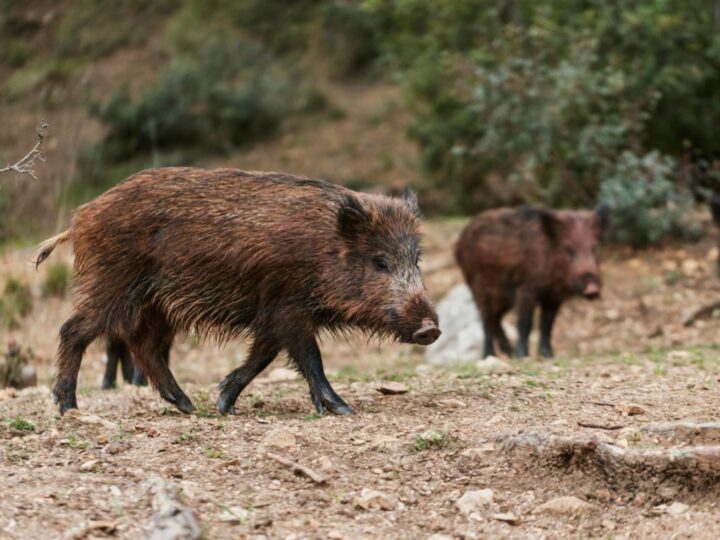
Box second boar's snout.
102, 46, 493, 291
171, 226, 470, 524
412, 318, 441, 345
583, 281, 601, 300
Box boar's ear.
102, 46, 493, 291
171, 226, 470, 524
338, 195, 370, 240
594, 203, 611, 236
402, 187, 422, 217
536, 208, 562, 242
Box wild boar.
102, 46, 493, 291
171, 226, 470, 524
455, 205, 609, 358
37, 168, 440, 416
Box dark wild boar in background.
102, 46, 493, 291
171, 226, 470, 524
456, 205, 609, 358
710, 192, 720, 276
100, 338, 170, 390
37, 168, 440, 416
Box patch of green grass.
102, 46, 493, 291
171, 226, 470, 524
67, 434, 92, 449
177, 428, 196, 443
204, 447, 224, 459
8, 417, 35, 431
42, 262, 70, 297
303, 412, 322, 421
0, 276, 33, 329
412, 430, 455, 452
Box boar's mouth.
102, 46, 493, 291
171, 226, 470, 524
412, 319, 441, 345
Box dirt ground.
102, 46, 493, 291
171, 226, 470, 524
3, 219, 720, 539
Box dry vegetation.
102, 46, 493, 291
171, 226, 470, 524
2, 220, 720, 539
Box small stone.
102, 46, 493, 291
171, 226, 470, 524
261, 428, 296, 448
615, 403, 646, 416
79, 459, 99, 472
217, 506, 249, 523
681, 259, 699, 276
427, 535, 454, 540
707, 247, 719, 262
475, 356, 513, 373
437, 398, 466, 409
376, 382, 408, 395
456, 489, 494, 515
316, 455, 334, 471
492, 512, 519, 525
327, 530, 344, 539
353, 488, 398, 511
265, 368, 299, 382
665, 502, 689, 516
605, 308, 621, 321
533, 496, 595, 516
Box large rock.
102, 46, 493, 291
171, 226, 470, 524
425, 284, 516, 364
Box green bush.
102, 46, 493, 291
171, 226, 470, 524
0, 277, 33, 330
42, 262, 70, 298
89, 36, 311, 163
599, 152, 702, 248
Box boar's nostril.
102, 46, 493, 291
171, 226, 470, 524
583, 282, 601, 300
412, 323, 441, 345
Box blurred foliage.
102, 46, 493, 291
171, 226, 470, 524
41, 262, 70, 298
0, 277, 32, 330
366, 0, 720, 244
600, 152, 702, 247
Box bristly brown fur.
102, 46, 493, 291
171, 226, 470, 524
42, 167, 438, 416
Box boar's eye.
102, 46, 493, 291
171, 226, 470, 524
373, 255, 390, 272
564, 247, 576, 259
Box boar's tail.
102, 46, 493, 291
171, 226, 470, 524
35, 230, 71, 269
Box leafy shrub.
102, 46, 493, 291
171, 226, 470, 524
42, 262, 70, 298
599, 152, 702, 248
89, 36, 312, 163
0, 277, 33, 329
320, 3, 381, 78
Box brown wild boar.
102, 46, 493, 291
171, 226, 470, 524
37, 167, 440, 416
455, 205, 609, 358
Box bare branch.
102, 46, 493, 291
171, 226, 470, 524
0, 121, 48, 180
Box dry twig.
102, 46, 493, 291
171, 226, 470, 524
266, 451, 328, 484
0, 121, 48, 179
577, 421, 624, 430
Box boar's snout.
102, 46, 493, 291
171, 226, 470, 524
412, 318, 441, 345
582, 281, 601, 300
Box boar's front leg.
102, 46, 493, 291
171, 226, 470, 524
217, 336, 280, 415
538, 298, 561, 359
286, 335, 355, 416
516, 291, 536, 358
101, 338, 125, 390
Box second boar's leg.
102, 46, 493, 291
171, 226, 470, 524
286, 335, 355, 416
538, 299, 561, 359
128, 308, 193, 414
101, 338, 125, 390
217, 336, 280, 415
516, 291, 536, 358
54, 312, 102, 414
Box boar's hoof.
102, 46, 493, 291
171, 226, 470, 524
538, 345, 554, 359
160, 390, 195, 414
217, 394, 237, 416
53, 380, 79, 415
312, 392, 356, 416
132, 370, 148, 386
101, 379, 115, 390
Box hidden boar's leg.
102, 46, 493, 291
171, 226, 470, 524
101, 338, 125, 390
516, 292, 536, 358
495, 324, 514, 357
286, 335, 355, 416
538, 299, 561, 358
128, 309, 193, 414
217, 336, 280, 415
54, 313, 101, 414
118, 340, 137, 384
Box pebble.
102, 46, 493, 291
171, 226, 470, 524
260, 428, 296, 448
353, 488, 398, 511
492, 512, 519, 525
456, 489, 494, 515
79, 459, 99, 472
615, 403, 646, 416
532, 496, 595, 516
376, 382, 409, 395
475, 356, 514, 373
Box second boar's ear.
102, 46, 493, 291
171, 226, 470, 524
537, 208, 562, 242
338, 195, 370, 240
402, 187, 421, 217
594, 203, 611, 235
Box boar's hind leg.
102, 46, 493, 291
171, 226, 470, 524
538, 299, 561, 359
101, 338, 122, 389
217, 336, 280, 415
286, 335, 355, 416
128, 309, 193, 414
516, 291, 536, 358
54, 313, 102, 414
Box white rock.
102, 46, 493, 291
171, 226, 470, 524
475, 356, 514, 373
533, 496, 595, 516
266, 368, 299, 382
260, 428, 296, 448
79, 459, 98, 472
665, 502, 689, 516
425, 284, 516, 365
217, 506, 249, 523
353, 488, 398, 511
456, 489, 494, 515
